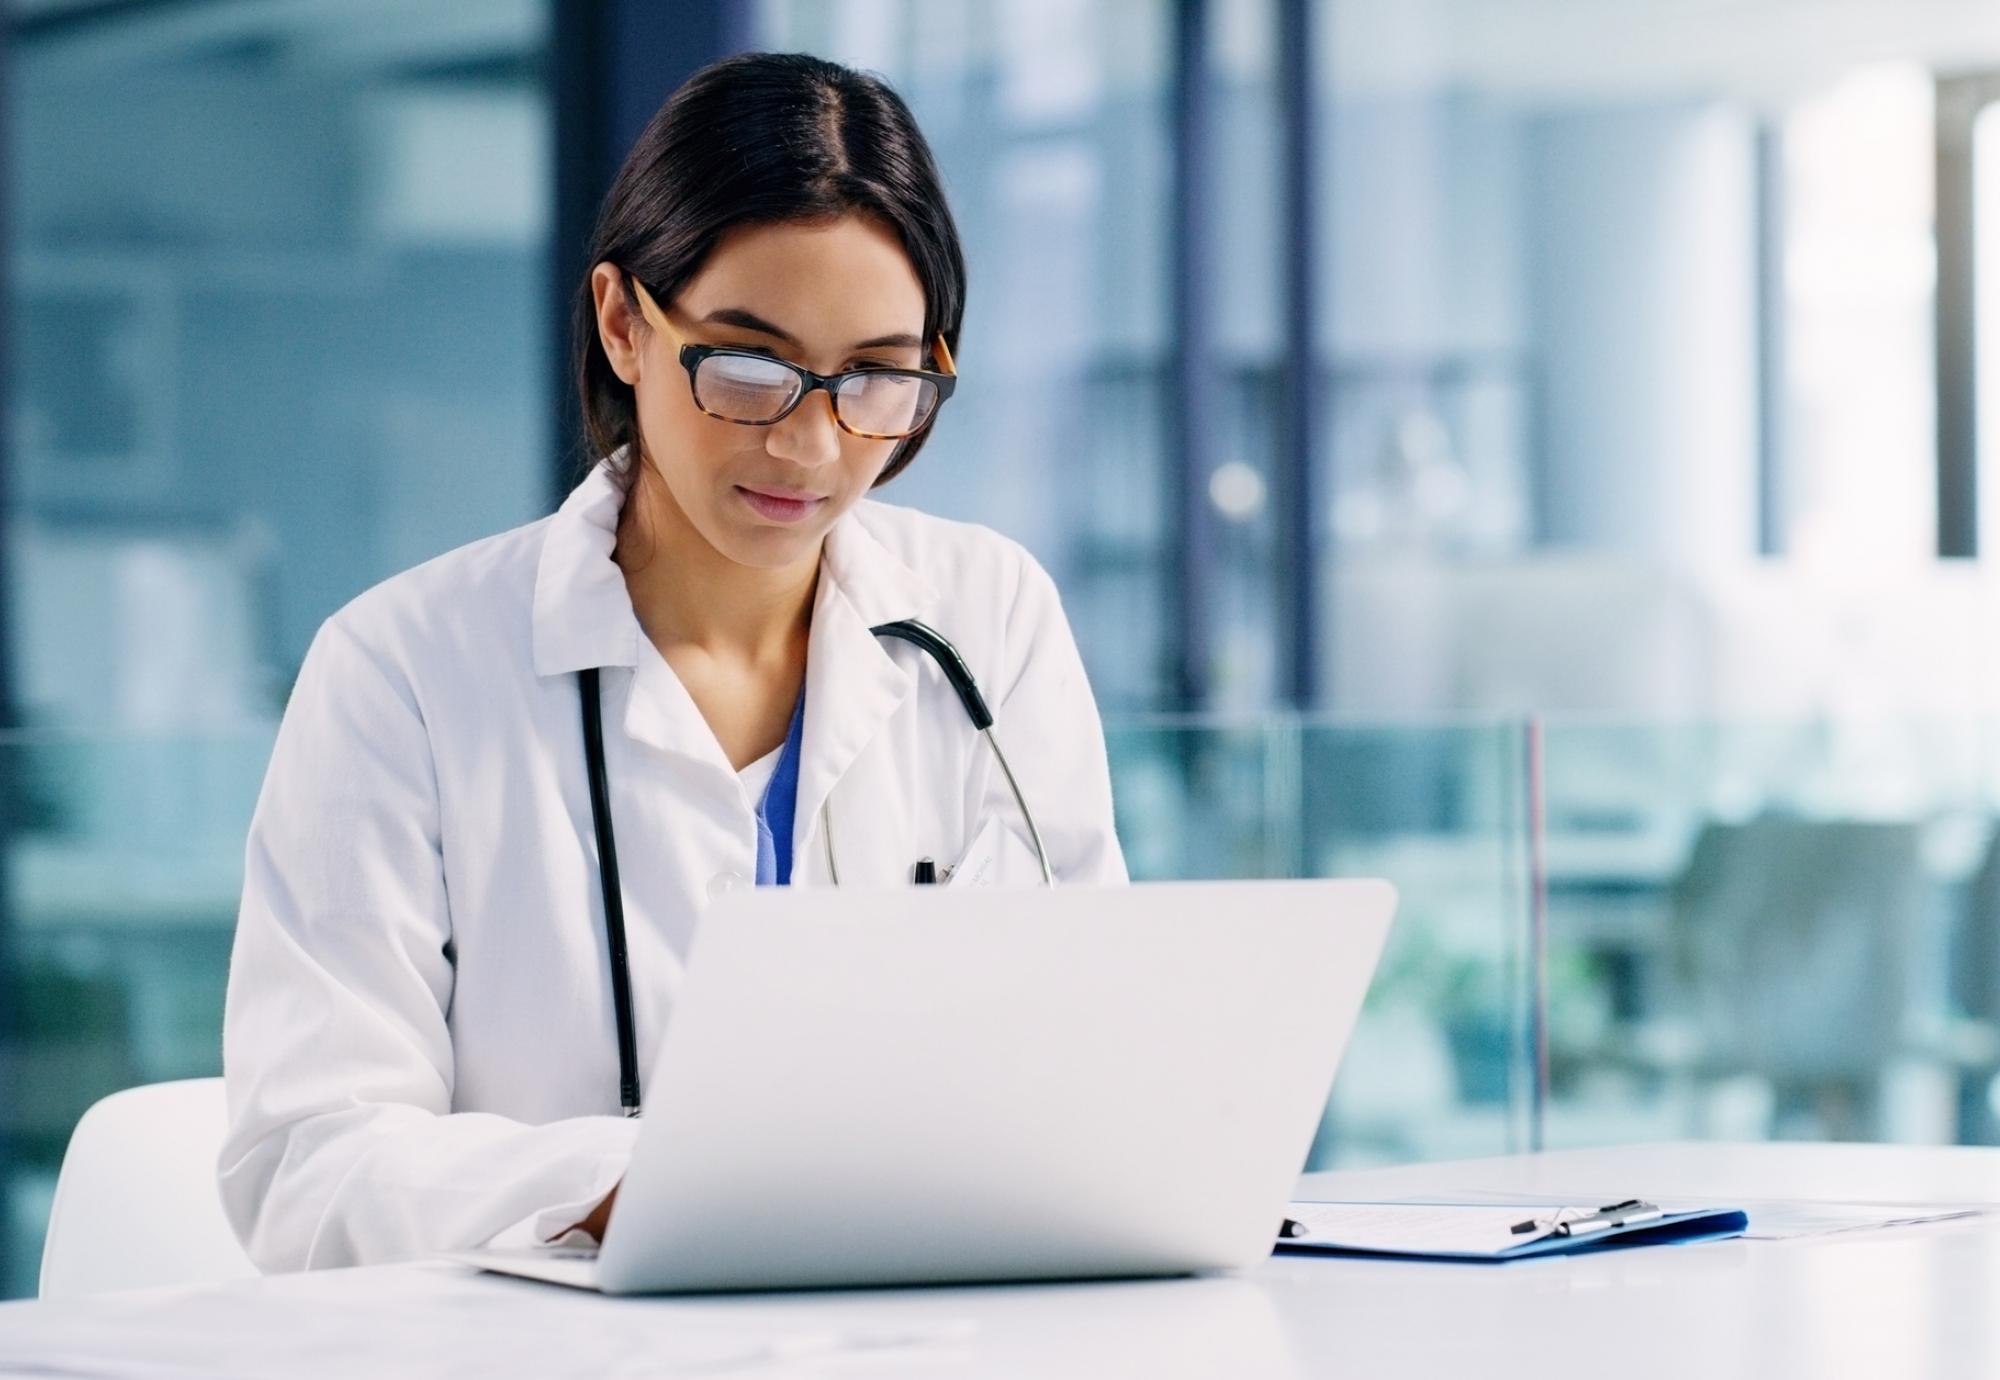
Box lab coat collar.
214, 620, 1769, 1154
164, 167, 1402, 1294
818, 497, 937, 631
531, 450, 644, 678
531, 450, 937, 781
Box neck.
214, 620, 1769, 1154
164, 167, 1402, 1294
614, 467, 818, 664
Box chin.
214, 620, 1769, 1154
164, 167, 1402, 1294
717, 517, 830, 570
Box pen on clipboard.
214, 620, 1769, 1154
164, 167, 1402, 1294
1509, 1199, 1663, 1238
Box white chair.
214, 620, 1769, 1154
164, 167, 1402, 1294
38, 1077, 259, 1298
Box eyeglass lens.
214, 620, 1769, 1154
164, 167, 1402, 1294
694, 353, 939, 437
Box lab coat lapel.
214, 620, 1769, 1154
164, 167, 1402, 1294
793, 511, 934, 878
618, 647, 739, 772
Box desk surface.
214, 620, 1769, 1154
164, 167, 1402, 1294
4, 1141, 1997, 1379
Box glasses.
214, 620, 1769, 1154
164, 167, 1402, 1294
624, 273, 957, 440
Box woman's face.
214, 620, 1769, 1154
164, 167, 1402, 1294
593, 213, 931, 573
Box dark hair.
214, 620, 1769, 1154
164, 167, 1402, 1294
571, 51, 967, 492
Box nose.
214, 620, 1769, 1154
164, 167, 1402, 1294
765, 387, 842, 469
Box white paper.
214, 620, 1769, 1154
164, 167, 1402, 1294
1679, 1200, 1986, 1241
942, 814, 1005, 887
1387, 1190, 1992, 1242
1283, 1201, 1555, 1256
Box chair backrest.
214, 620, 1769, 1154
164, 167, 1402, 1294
1669, 817, 1926, 1080
38, 1077, 258, 1298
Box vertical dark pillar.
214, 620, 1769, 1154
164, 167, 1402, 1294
548, 0, 757, 501
1275, 0, 1322, 706
1168, 0, 1218, 709
1934, 76, 1986, 559
1754, 122, 1786, 557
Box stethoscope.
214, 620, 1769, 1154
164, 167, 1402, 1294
579, 618, 1052, 1116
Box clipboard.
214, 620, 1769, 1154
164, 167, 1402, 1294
1275, 1198, 1750, 1262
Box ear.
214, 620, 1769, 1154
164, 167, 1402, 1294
591, 262, 644, 386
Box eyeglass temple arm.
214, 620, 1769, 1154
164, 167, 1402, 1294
625, 273, 682, 348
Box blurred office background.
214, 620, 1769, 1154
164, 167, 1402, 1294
5, 0, 2000, 1296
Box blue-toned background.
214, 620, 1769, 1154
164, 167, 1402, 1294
6, 0, 2000, 1298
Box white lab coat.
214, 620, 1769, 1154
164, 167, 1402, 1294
217, 452, 1127, 1273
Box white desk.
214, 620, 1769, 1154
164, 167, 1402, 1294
3, 1141, 1997, 1378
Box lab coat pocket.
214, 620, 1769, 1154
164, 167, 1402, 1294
941, 813, 1046, 887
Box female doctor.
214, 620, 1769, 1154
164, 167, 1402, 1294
217, 51, 1126, 1273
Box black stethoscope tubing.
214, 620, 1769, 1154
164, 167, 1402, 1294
579, 618, 1048, 1117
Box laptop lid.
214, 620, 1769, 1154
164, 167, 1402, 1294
595, 878, 1396, 1293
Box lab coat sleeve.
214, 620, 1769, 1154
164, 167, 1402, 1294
217, 611, 640, 1273
985, 550, 1129, 884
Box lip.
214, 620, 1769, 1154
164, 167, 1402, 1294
735, 484, 828, 524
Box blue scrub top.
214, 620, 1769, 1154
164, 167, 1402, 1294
752, 687, 807, 886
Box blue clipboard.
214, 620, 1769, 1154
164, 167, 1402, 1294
1275, 1198, 1750, 1262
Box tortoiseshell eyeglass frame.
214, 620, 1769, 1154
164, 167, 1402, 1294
623, 271, 957, 440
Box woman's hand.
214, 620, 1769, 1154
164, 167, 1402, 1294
577, 1179, 620, 1242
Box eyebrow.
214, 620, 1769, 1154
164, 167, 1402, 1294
696, 307, 923, 354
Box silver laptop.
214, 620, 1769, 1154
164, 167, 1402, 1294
444, 878, 1396, 1293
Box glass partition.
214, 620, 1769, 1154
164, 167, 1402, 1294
1, 731, 274, 1298
0, 717, 1536, 1297
1104, 717, 1538, 1169
1538, 716, 2000, 1152
13, 712, 1997, 1298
